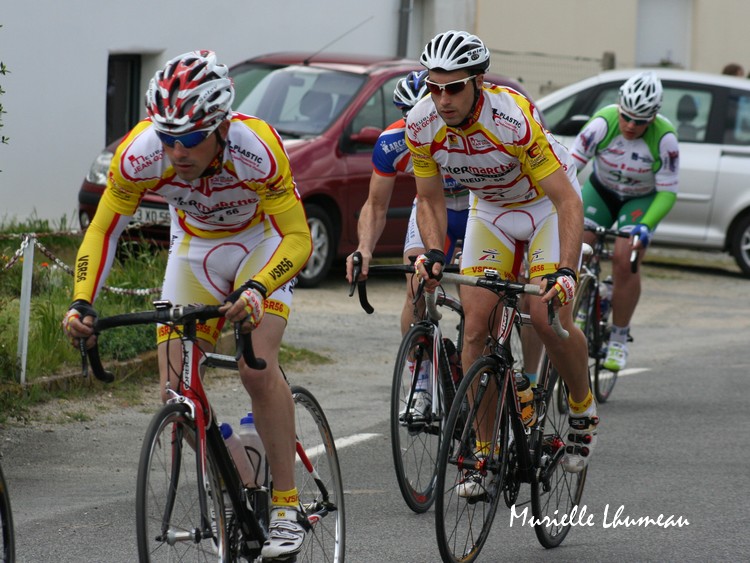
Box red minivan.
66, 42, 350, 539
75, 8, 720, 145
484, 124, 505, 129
78, 52, 529, 286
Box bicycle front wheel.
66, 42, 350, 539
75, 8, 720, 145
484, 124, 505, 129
136, 403, 228, 562
292, 385, 345, 562
435, 356, 508, 563
0, 463, 15, 563
531, 354, 588, 548
390, 323, 446, 513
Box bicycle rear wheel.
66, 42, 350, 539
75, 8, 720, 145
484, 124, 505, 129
435, 356, 508, 563
390, 323, 446, 513
291, 385, 345, 562
0, 463, 15, 563
531, 354, 588, 548
136, 403, 228, 561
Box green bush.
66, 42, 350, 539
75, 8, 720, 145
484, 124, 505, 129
0, 222, 166, 384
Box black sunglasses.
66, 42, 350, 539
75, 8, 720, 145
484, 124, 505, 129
619, 111, 651, 127
425, 75, 477, 96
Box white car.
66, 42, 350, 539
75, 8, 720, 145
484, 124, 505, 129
537, 68, 750, 276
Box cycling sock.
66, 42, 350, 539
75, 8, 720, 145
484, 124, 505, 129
609, 324, 629, 345
568, 389, 594, 415
475, 440, 500, 456
271, 487, 299, 508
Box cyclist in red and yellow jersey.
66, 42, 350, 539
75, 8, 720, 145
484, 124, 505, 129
406, 31, 597, 482
62, 50, 311, 559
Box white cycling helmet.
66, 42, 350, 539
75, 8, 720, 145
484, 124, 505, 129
145, 50, 235, 134
393, 71, 428, 115
420, 30, 490, 73
618, 71, 663, 119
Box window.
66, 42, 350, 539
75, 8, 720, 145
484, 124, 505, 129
724, 91, 750, 145
106, 55, 141, 146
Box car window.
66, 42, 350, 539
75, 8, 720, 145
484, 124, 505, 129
235, 66, 365, 137
723, 91, 750, 145
545, 80, 715, 144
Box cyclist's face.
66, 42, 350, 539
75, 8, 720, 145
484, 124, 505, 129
427, 70, 480, 126
617, 111, 652, 140
161, 121, 229, 181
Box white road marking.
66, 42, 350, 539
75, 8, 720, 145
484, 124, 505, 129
615, 367, 651, 377
301, 433, 380, 460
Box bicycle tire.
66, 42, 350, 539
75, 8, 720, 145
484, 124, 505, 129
435, 356, 508, 563
0, 463, 15, 563
577, 273, 618, 403
136, 402, 229, 561
291, 385, 346, 562
390, 323, 446, 513
531, 354, 588, 549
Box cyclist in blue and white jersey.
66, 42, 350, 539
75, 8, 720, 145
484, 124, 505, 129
346, 70, 469, 420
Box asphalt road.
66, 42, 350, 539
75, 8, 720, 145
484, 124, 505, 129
1, 248, 749, 562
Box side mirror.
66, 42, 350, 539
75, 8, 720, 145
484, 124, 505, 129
553, 115, 590, 136
348, 126, 382, 145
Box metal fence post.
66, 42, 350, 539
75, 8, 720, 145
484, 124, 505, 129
16, 234, 35, 384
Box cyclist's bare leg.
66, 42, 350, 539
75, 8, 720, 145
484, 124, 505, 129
460, 283, 501, 444
610, 236, 642, 328
238, 314, 296, 491
527, 279, 589, 403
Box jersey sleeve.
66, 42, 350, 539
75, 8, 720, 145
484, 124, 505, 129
569, 114, 609, 171
73, 127, 151, 304
235, 118, 312, 294
654, 131, 679, 194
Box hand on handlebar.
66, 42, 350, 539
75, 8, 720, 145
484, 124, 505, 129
414, 248, 445, 292
346, 250, 371, 285
62, 300, 98, 350
540, 267, 577, 308
222, 280, 267, 331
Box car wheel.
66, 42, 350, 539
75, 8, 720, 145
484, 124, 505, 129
298, 203, 336, 288
730, 213, 750, 276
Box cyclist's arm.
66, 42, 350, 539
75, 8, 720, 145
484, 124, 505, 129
538, 167, 584, 273
72, 174, 142, 304
569, 114, 608, 173
641, 131, 679, 229
414, 174, 447, 260
355, 171, 398, 271
251, 202, 312, 294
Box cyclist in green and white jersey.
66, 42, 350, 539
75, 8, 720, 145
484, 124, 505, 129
570, 71, 679, 371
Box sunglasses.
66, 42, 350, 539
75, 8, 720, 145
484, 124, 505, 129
425, 75, 477, 96
619, 111, 651, 127
156, 125, 218, 149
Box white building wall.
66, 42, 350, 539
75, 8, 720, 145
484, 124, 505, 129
0, 0, 407, 225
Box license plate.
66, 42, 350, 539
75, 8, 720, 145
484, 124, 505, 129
132, 206, 171, 226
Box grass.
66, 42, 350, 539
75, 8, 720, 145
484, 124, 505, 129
0, 219, 331, 423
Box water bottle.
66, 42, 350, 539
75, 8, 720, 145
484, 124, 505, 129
220, 422, 256, 488
238, 412, 266, 489
599, 276, 613, 322
514, 372, 537, 427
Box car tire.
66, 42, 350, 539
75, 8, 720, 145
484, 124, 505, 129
298, 203, 336, 288
730, 213, 750, 276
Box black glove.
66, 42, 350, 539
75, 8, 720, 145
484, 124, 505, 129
415, 249, 446, 280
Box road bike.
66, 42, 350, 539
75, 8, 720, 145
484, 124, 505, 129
81, 299, 345, 562
350, 257, 525, 517
432, 270, 586, 562
351, 258, 465, 514
0, 460, 14, 563
564, 225, 638, 406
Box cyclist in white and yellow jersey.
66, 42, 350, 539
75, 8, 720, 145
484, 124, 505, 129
61, 50, 312, 559
407, 31, 596, 479
570, 71, 679, 372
